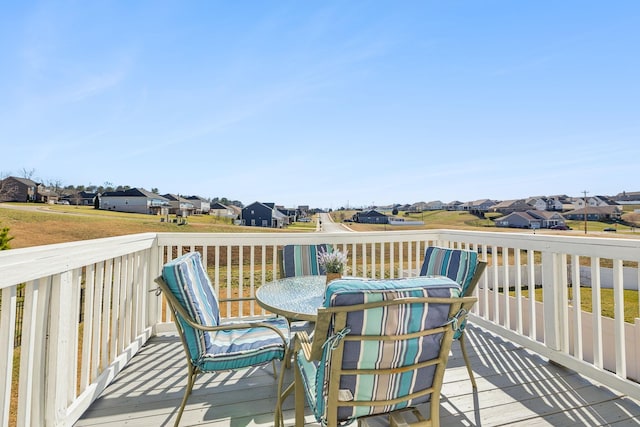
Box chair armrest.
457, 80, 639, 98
294, 331, 313, 361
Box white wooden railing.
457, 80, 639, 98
1, 230, 639, 426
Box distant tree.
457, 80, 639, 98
151, 187, 159, 194
392, 208, 399, 215
71, 193, 82, 206
46, 179, 64, 197
21, 168, 35, 179
0, 223, 13, 250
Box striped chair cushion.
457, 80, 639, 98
162, 252, 220, 361
419, 246, 479, 294
198, 317, 290, 371
303, 277, 461, 423
163, 252, 289, 370
419, 246, 479, 339
281, 244, 331, 277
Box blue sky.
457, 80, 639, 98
1, 1, 638, 209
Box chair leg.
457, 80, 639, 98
275, 357, 289, 427
174, 365, 198, 426
294, 364, 306, 427
459, 332, 477, 389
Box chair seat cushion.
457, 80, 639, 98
196, 317, 290, 371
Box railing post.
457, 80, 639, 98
0, 286, 17, 427
45, 271, 74, 426
541, 251, 568, 352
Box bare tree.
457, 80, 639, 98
21, 168, 35, 180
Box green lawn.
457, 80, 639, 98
511, 287, 639, 323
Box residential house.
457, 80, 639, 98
210, 202, 239, 219
613, 191, 640, 205
526, 197, 549, 211
185, 195, 210, 214
241, 202, 287, 228
354, 209, 389, 224
490, 199, 532, 214
444, 200, 464, 211
0, 176, 39, 202
563, 206, 623, 222
425, 201, 444, 211
496, 209, 568, 229
547, 195, 572, 211
276, 206, 300, 225
60, 191, 98, 207
0, 176, 61, 203
495, 211, 543, 229
162, 194, 196, 217
100, 188, 170, 215
464, 199, 496, 213
572, 195, 620, 210
408, 202, 426, 212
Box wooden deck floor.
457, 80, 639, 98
76, 324, 640, 426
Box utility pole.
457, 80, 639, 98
582, 190, 589, 234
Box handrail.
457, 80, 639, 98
1, 229, 639, 426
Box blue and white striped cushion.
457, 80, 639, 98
162, 252, 289, 370
419, 247, 479, 339
163, 252, 220, 361
419, 246, 478, 294
281, 244, 331, 277
198, 317, 290, 371
303, 277, 460, 423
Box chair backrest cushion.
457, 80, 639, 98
281, 244, 331, 277
419, 246, 478, 294
316, 277, 460, 422
162, 252, 220, 361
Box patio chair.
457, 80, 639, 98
279, 243, 332, 278
419, 246, 487, 389
276, 277, 476, 427
155, 252, 290, 426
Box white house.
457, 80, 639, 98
99, 188, 170, 215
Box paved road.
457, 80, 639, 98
317, 212, 353, 232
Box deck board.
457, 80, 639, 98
76, 325, 640, 426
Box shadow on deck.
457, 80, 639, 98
76, 325, 640, 426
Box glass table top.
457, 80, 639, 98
255, 275, 326, 321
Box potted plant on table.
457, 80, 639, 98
318, 248, 348, 286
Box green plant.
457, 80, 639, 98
0, 223, 13, 250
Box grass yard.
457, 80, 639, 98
0, 204, 302, 249
512, 287, 639, 323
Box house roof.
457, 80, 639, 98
210, 202, 230, 210
6, 176, 38, 186
358, 210, 386, 217
497, 211, 540, 223
565, 206, 622, 215
526, 210, 564, 220
491, 199, 529, 209
102, 188, 167, 199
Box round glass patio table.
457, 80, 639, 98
255, 275, 326, 321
